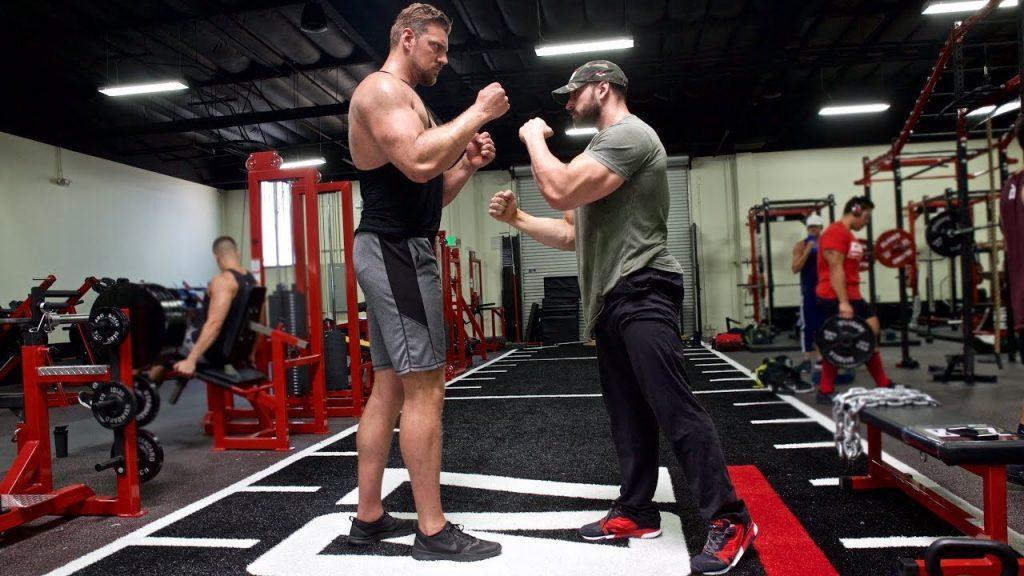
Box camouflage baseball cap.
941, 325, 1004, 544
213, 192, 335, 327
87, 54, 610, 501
551, 60, 628, 103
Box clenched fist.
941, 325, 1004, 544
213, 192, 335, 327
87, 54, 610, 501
464, 132, 496, 170
519, 117, 553, 143
488, 189, 518, 224
473, 82, 510, 121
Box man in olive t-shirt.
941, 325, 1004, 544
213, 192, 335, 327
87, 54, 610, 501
488, 60, 757, 575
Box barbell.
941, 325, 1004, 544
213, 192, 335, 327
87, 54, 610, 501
0, 307, 130, 348
925, 210, 1000, 258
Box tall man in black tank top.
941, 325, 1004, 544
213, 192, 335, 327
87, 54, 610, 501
346, 3, 509, 562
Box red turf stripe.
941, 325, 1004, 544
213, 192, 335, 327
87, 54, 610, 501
727, 465, 839, 576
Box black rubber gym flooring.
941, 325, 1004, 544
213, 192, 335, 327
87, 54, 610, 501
10, 343, 1022, 575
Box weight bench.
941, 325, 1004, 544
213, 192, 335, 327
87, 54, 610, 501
171, 285, 322, 451
842, 406, 1024, 575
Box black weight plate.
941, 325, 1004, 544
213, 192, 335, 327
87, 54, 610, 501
925, 211, 963, 258
92, 282, 187, 368
87, 307, 130, 348
91, 382, 137, 429
133, 376, 160, 427
111, 428, 164, 483
817, 316, 876, 369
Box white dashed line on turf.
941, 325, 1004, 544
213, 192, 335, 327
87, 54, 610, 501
809, 478, 840, 487
733, 401, 788, 406
238, 486, 322, 493
840, 536, 947, 549
133, 537, 260, 549
773, 441, 834, 450
751, 418, 817, 425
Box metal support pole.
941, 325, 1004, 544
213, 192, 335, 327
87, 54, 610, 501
763, 199, 776, 333
863, 157, 877, 304
955, 117, 977, 383
893, 157, 918, 369
999, 149, 1020, 362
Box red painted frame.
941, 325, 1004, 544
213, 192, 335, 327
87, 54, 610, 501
846, 426, 1024, 576
1, 309, 144, 531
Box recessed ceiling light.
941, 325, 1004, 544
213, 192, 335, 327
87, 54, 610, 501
99, 81, 189, 97
279, 157, 327, 169
922, 0, 1016, 15
535, 37, 634, 57
818, 103, 890, 116
566, 127, 599, 136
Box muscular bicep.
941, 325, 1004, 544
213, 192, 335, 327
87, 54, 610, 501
204, 278, 237, 328
358, 81, 428, 180
822, 249, 844, 269
561, 154, 625, 208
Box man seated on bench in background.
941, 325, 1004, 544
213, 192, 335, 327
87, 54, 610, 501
148, 236, 258, 381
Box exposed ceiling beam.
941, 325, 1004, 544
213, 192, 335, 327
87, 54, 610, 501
100, 103, 348, 138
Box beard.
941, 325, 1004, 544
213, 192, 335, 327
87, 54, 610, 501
572, 102, 600, 126
414, 62, 441, 86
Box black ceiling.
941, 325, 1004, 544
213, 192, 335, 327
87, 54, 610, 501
1, 0, 1020, 188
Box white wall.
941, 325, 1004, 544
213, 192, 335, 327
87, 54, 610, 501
0, 132, 222, 306
691, 139, 1017, 335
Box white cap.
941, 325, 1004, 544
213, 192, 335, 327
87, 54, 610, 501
805, 214, 825, 228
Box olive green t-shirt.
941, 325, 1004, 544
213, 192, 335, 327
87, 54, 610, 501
576, 114, 682, 336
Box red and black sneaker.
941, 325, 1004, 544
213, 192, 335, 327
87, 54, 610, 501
579, 504, 661, 541
689, 517, 758, 575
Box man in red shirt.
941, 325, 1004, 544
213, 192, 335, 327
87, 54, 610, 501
815, 196, 892, 403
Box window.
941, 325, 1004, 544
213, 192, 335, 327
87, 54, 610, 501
261, 181, 294, 267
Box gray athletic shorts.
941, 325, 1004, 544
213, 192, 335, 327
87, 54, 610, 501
353, 232, 446, 375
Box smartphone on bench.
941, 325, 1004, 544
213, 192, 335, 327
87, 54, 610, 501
946, 426, 999, 441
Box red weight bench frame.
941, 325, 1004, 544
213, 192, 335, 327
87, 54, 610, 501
842, 411, 1024, 576
1, 311, 145, 531
185, 325, 321, 452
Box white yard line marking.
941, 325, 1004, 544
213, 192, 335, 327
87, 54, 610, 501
476, 370, 508, 373
43, 349, 522, 576
693, 363, 731, 367
309, 452, 358, 457
809, 478, 840, 487
692, 389, 770, 395
700, 369, 746, 374
751, 418, 816, 425
446, 394, 603, 401
508, 357, 597, 362
238, 486, 322, 493
774, 441, 834, 449
733, 401, 788, 406
840, 536, 946, 549
459, 377, 495, 381
708, 377, 754, 382
445, 386, 483, 390
134, 537, 260, 549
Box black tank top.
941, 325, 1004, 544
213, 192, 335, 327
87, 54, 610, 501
202, 269, 258, 366
355, 71, 444, 238
356, 163, 443, 238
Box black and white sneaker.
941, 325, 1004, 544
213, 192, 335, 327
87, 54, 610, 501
412, 522, 502, 562
347, 512, 417, 545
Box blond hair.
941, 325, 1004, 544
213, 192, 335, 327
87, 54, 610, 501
389, 3, 452, 48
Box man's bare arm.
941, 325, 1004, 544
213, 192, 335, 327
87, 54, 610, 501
358, 77, 507, 183
186, 275, 237, 363
519, 119, 623, 211
823, 249, 848, 304
488, 189, 574, 251
791, 241, 813, 274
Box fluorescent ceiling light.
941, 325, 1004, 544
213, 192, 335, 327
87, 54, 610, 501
535, 37, 633, 57
99, 80, 188, 97
922, 0, 1016, 15
992, 99, 1021, 118
566, 127, 599, 137
819, 103, 890, 116
279, 157, 326, 169
966, 104, 997, 117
